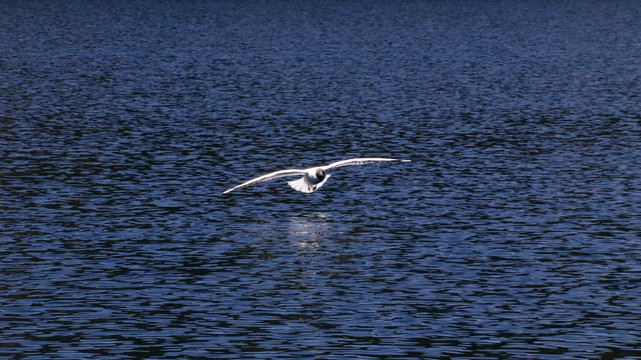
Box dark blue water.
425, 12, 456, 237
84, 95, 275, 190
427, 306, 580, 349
2, 1, 641, 358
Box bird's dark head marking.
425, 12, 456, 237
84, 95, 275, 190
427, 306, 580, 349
316, 168, 325, 179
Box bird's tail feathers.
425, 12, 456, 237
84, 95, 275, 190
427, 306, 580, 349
287, 174, 331, 193
288, 177, 314, 193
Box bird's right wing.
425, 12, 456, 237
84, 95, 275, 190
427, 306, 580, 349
223, 169, 307, 194
322, 157, 410, 171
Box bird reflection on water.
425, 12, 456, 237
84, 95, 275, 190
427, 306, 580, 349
288, 213, 331, 250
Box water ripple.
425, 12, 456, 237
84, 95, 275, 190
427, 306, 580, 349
2, 0, 641, 359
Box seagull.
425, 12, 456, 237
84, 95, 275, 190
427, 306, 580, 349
222, 157, 410, 194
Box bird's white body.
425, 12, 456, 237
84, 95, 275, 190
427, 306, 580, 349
222, 157, 410, 194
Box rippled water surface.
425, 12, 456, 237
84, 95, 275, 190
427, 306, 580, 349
2, 1, 641, 358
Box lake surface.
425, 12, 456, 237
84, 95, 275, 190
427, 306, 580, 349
2, 1, 641, 358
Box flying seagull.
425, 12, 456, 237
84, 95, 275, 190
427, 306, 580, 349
223, 157, 410, 194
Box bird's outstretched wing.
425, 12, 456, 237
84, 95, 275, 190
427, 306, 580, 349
223, 169, 307, 194
322, 157, 410, 171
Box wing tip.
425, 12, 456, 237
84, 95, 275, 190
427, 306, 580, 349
222, 187, 237, 194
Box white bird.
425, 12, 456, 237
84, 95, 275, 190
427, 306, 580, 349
222, 157, 410, 194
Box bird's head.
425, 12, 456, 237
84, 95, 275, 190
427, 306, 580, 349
315, 168, 325, 179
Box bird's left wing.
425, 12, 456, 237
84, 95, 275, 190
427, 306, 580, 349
322, 157, 410, 171
223, 169, 307, 194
